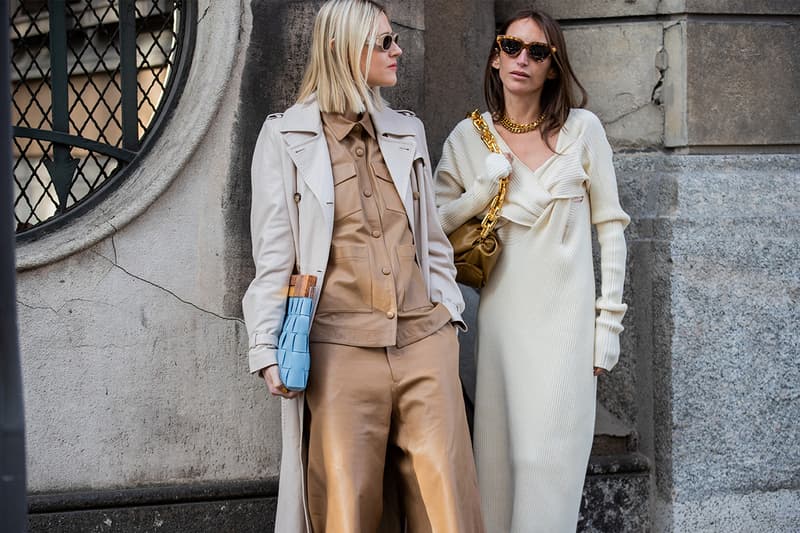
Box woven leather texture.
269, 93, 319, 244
277, 296, 314, 391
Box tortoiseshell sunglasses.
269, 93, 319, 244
496, 35, 556, 62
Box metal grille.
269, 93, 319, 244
10, 0, 194, 235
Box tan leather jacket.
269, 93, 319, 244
242, 95, 464, 532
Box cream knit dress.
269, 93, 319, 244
435, 109, 629, 533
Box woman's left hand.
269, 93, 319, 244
593, 367, 607, 377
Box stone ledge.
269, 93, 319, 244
29, 480, 279, 533
498, 0, 800, 20
588, 452, 651, 476
28, 479, 279, 513
28, 460, 652, 531
580, 468, 651, 533
29, 498, 277, 533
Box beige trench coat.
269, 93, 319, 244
242, 96, 465, 532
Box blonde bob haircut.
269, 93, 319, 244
296, 0, 387, 114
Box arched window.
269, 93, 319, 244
10, 0, 195, 237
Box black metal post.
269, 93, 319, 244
44, 0, 78, 213
119, 0, 139, 151
1, 0, 28, 529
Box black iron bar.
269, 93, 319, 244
119, 0, 139, 151
45, 0, 78, 213
1, 0, 28, 529
13, 126, 136, 162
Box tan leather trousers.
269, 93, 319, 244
305, 325, 484, 533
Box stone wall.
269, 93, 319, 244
657, 155, 800, 531
617, 154, 800, 531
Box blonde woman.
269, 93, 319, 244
435, 9, 629, 533
243, 1, 483, 531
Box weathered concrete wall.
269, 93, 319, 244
565, 22, 665, 148
420, 0, 494, 162
18, 1, 278, 494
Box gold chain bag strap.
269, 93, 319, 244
447, 110, 509, 288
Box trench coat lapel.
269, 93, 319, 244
372, 107, 417, 226
280, 99, 420, 233
280, 100, 334, 229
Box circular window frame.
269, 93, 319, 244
15, 1, 242, 271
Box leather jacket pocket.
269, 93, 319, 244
316, 245, 372, 312
395, 244, 432, 312
332, 161, 361, 221
371, 160, 406, 214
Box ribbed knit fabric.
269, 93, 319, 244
435, 109, 629, 532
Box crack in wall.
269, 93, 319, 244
16, 297, 116, 315
651, 60, 666, 106
651, 23, 670, 106
237, 1, 245, 44
73, 342, 143, 350
16, 300, 58, 314
90, 235, 244, 325
108, 222, 119, 264
604, 24, 668, 128
394, 21, 424, 32
198, 3, 211, 24
605, 103, 653, 127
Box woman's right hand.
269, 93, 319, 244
261, 364, 301, 399
474, 153, 512, 196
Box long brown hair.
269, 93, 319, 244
484, 9, 587, 150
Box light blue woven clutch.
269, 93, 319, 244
276, 274, 316, 391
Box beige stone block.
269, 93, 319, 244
497, 0, 663, 20
565, 23, 665, 147
666, 19, 800, 146
681, 0, 800, 14
498, 0, 800, 19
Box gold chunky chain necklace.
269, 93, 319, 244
499, 112, 546, 134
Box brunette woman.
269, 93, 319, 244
435, 10, 629, 532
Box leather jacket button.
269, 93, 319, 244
371, 230, 381, 238
382, 267, 391, 275
386, 311, 395, 319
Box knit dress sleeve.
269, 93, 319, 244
581, 112, 630, 371
434, 122, 500, 235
